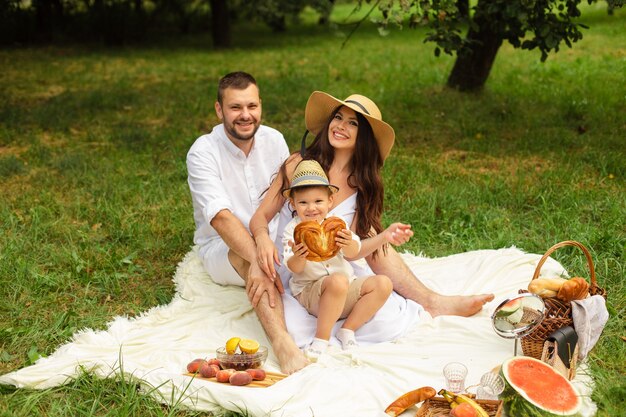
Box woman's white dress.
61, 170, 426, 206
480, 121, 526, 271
274, 193, 424, 348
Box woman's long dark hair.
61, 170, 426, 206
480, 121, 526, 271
298, 107, 386, 250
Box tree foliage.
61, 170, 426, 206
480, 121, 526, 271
0, 0, 216, 45
0, 0, 334, 45
359, 0, 624, 90
243, 0, 334, 31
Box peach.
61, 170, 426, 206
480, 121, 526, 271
199, 362, 219, 378
186, 358, 206, 373
229, 370, 253, 386
207, 358, 221, 367
216, 368, 236, 383
450, 402, 478, 417
245, 368, 266, 381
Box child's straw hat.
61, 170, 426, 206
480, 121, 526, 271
282, 159, 339, 198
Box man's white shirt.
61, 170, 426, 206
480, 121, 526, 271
187, 124, 290, 247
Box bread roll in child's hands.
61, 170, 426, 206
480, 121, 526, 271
556, 277, 590, 302
294, 217, 346, 262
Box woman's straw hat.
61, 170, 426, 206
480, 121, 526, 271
282, 159, 339, 198
304, 91, 395, 161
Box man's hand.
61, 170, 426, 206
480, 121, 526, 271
246, 261, 283, 308
255, 233, 280, 280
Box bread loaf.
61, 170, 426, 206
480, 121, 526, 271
294, 216, 346, 262
556, 277, 590, 302
528, 277, 567, 298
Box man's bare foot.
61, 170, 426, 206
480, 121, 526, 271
425, 293, 495, 317
273, 337, 309, 375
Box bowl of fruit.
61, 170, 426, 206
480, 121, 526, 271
216, 337, 267, 371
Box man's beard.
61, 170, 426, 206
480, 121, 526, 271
224, 118, 260, 141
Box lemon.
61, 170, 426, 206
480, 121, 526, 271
225, 337, 241, 354
238, 338, 260, 354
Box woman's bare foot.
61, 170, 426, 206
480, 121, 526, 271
425, 293, 495, 317
273, 336, 309, 375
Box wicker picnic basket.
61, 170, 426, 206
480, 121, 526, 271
519, 240, 606, 360
416, 396, 503, 417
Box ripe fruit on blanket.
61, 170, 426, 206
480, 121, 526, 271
216, 368, 236, 383
245, 368, 266, 381
500, 356, 581, 416
384, 386, 436, 416
186, 358, 206, 373
199, 363, 219, 378
207, 358, 221, 367
229, 370, 253, 386
450, 402, 478, 417
226, 337, 241, 354
439, 389, 488, 417
238, 338, 260, 354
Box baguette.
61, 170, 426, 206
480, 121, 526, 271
528, 277, 567, 298
528, 287, 559, 298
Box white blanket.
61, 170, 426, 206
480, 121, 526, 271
0, 247, 597, 416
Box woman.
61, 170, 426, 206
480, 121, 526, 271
250, 91, 493, 347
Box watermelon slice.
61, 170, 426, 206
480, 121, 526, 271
501, 356, 581, 416
495, 298, 522, 317
498, 298, 522, 316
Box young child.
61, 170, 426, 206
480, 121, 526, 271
282, 159, 411, 361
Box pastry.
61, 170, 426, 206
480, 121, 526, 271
294, 216, 346, 262
556, 277, 590, 302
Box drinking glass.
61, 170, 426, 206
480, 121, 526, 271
476, 371, 505, 400
443, 362, 468, 393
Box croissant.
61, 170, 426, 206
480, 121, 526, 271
384, 386, 436, 416
556, 277, 590, 302
294, 216, 346, 262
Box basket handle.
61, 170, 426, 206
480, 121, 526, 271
531, 240, 596, 286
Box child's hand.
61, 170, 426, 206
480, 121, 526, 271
334, 228, 353, 248
383, 223, 413, 246
289, 240, 309, 260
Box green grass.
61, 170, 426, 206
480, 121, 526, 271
1, 3, 625, 416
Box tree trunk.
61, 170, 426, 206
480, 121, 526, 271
209, 0, 231, 48
34, 0, 64, 41
267, 16, 286, 32
318, 0, 335, 25
457, 0, 469, 19
447, 24, 502, 91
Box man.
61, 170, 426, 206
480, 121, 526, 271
186, 71, 308, 374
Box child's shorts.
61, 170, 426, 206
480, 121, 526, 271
296, 276, 368, 318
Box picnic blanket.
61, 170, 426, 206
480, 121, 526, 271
0, 246, 598, 416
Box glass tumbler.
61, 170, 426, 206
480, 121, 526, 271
476, 371, 505, 400
443, 362, 468, 393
